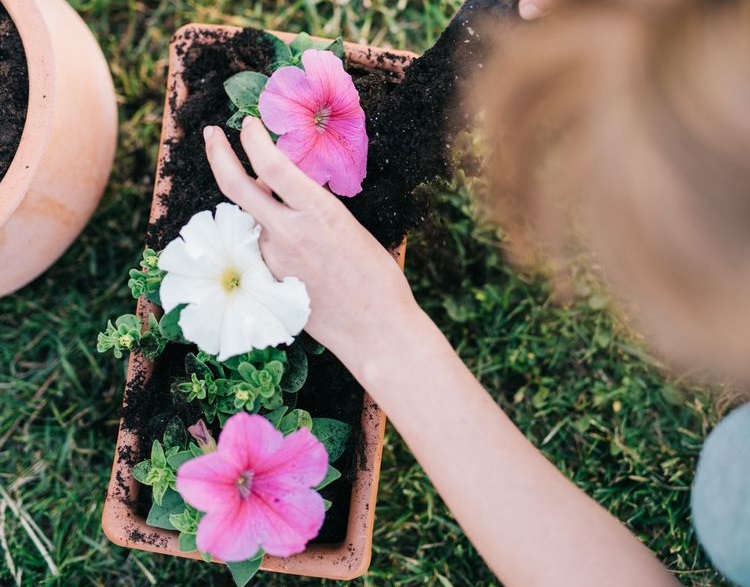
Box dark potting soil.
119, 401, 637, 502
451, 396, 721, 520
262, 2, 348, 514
0, 5, 29, 182
146, 26, 428, 251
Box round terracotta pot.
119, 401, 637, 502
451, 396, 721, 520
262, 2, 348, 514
0, 0, 117, 296
102, 25, 413, 581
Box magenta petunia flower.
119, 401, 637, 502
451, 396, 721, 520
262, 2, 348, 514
258, 49, 368, 197
175, 413, 328, 562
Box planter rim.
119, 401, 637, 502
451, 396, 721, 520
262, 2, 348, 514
0, 0, 56, 227
103, 24, 414, 581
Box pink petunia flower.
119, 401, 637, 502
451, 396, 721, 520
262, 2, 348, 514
258, 49, 368, 197
175, 413, 328, 562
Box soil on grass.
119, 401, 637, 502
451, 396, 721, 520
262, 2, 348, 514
0, 5, 29, 182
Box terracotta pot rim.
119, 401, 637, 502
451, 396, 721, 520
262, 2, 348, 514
0, 0, 56, 227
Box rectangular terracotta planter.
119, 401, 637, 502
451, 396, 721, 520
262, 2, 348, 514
102, 25, 415, 581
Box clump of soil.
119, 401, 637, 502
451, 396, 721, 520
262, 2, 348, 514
353, 0, 518, 242
0, 5, 29, 182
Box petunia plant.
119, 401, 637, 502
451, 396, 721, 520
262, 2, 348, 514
224, 32, 367, 197
99, 203, 352, 586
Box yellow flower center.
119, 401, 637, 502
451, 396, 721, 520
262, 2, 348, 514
236, 471, 254, 499
118, 334, 134, 348
220, 268, 242, 293
313, 107, 331, 130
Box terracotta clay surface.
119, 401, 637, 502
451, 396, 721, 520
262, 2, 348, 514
0, 0, 117, 296
102, 25, 413, 581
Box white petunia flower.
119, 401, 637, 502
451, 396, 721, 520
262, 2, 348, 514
158, 203, 311, 361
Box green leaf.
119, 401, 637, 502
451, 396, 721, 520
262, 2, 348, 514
185, 353, 212, 379
265, 360, 284, 383
115, 314, 141, 333
261, 393, 283, 410
152, 480, 168, 506
178, 532, 198, 553
145, 488, 185, 530
151, 440, 167, 468
217, 410, 232, 427
162, 416, 188, 450
227, 109, 248, 131
167, 449, 195, 471
298, 332, 325, 355
224, 71, 268, 110
132, 460, 152, 484
315, 465, 341, 491
279, 409, 313, 435
324, 37, 345, 60
289, 32, 316, 56
237, 361, 257, 382
226, 553, 264, 587
323, 499, 332, 511
159, 304, 186, 341
263, 406, 288, 428
280, 344, 307, 393
260, 31, 292, 67
139, 330, 166, 360
170, 506, 200, 534
145, 288, 162, 305
311, 418, 351, 463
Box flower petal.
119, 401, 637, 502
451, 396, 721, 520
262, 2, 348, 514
175, 452, 242, 513
213, 203, 262, 271
158, 236, 220, 279
159, 273, 221, 313
240, 274, 311, 341
315, 122, 367, 197
276, 129, 329, 185
179, 209, 231, 266
300, 50, 359, 113
158, 203, 311, 359
247, 486, 326, 557
259, 50, 367, 196
259, 65, 316, 136
196, 505, 263, 562
217, 413, 284, 472
216, 291, 290, 361
254, 427, 328, 487
178, 297, 229, 357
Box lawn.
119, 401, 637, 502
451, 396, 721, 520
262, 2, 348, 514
0, 1, 728, 585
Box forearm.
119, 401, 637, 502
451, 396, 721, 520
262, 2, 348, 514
338, 304, 680, 587
202, 122, 679, 586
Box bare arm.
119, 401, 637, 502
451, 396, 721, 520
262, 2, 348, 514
202, 118, 680, 587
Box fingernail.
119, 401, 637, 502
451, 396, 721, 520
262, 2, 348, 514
203, 126, 215, 139
519, 2, 543, 20
242, 116, 255, 128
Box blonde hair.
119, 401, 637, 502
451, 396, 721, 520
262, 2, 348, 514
476, 0, 750, 388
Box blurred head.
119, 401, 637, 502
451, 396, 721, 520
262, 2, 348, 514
475, 0, 750, 389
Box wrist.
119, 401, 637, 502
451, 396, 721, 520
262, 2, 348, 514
325, 290, 425, 379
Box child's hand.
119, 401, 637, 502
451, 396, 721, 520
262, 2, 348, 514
202, 117, 417, 361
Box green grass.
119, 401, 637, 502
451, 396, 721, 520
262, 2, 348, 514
0, 1, 728, 585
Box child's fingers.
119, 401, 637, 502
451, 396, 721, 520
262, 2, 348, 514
239, 117, 331, 210
203, 125, 284, 224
